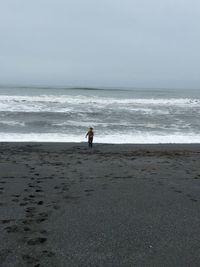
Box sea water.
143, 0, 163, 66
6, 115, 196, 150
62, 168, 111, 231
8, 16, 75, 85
0, 86, 200, 143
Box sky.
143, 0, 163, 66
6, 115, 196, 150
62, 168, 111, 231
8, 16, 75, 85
0, 0, 200, 88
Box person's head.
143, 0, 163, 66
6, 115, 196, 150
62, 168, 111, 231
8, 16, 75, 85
90, 127, 93, 131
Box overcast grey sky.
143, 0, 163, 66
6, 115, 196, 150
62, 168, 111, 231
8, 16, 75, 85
0, 0, 200, 88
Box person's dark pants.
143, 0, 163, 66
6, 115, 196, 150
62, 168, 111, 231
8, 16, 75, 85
88, 138, 93, 148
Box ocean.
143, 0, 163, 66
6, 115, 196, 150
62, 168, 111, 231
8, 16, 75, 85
0, 86, 200, 143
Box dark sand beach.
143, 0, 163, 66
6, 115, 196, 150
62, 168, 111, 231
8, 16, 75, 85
0, 142, 200, 267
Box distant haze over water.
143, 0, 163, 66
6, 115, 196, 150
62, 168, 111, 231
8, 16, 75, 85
0, 86, 200, 143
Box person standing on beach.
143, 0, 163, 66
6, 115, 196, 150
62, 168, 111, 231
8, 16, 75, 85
86, 127, 94, 148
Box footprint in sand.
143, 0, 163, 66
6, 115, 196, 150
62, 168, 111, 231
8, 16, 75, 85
54, 186, 60, 189
40, 229, 48, 235
1, 219, 15, 224
22, 254, 39, 265
5, 225, 20, 233
21, 219, 34, 225
35, 189, 43, 193
84, 189, 94, 192
186, 192, 198, 202
26, 207, 36, 213
35, 212, 49, 223
24, 188, 31, 192
28, 194, 36, 198
28, 183, 35, 188
23, 226, 32, 232
62, 185, 69, 191
12, 198, 20, 203
20, 202, 28, 206
12, 194, 20, 198
27, 236, 47, 246
37, 201, 44, 205
174, 189, 182, 193
190, 198, 198, 202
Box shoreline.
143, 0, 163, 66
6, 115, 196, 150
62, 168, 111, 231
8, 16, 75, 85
1, 141, 200, 152
1, 141, 200, 146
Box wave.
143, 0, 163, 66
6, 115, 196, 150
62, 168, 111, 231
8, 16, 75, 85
0, 94, 199, 104
52, 121, 139, 128
0, 95, 199, 113
0, 121, 25, 127
0, 132, 199, 143
0, 85, 129, 91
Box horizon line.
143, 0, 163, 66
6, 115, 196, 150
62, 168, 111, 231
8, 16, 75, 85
0, 83, 199, 91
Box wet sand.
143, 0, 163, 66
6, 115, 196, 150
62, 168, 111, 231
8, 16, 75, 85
0, 142, 200, 267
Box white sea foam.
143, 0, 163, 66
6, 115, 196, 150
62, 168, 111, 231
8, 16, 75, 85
0, 121, 25, 126
0, 92, 199, 143
0, 132, 199, 143
52, 121, 133, 127
0, 95, 199, 113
